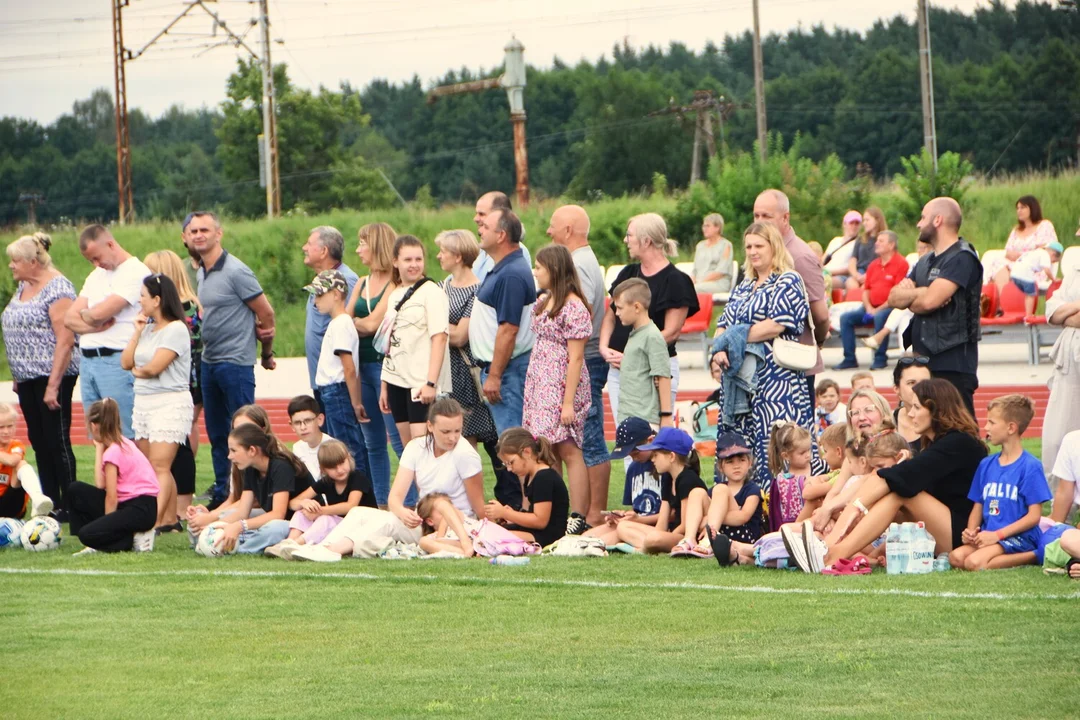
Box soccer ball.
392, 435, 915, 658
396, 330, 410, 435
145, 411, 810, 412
195, 525, 235, 558
20, 516, 62, 551
0, 518, 24, 549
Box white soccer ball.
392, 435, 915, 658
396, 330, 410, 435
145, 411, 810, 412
195, 525, 234, 558
20, 516, 62, 551
0, 518, 24, 549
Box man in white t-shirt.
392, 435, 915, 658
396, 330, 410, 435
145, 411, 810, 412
64, 224, 151, 440
1050, 429, 1080, 524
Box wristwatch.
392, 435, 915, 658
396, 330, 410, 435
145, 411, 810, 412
425, 381, 436, 388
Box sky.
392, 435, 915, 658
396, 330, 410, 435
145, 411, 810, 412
1, 0, 997, 124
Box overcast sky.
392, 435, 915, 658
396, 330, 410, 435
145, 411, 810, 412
2, 0, 995, 124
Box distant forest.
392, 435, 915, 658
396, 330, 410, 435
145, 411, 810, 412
1, 0, 1077, 224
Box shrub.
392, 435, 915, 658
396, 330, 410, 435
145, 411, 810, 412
893, 150, 974, 222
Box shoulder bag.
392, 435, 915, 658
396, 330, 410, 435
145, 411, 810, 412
771, 273, 818, 372
373, 277, 432, 357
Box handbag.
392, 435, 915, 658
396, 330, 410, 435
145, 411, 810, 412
456, 346, 484, 399
373, 277, 431, 356
771, 274, 818, 372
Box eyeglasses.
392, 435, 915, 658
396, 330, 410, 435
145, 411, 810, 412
898, 356, 930, 367
290, 417, 318, 428
849, 407, 880, 418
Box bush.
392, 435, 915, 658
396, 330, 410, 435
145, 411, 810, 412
893, 150, 974, 222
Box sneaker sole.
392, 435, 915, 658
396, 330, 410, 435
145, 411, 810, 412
32, 498, 54, 518
781, 525, 811, 573
803, 520, 825, 573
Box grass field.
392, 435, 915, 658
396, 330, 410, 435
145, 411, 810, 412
3, 439, 1077, 718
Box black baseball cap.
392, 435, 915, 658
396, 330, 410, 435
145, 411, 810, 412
609, 417, 654, 460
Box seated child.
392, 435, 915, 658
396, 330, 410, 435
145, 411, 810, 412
693, 432, 762, 559
0, 402, 52, 519
585, 417, 663, 546
797, 422, 847, 522
417, 492, 479, 557
287, 395, 337, 482
817, 437, 873, 540
813, 379, 846, 438
484, 428, 570, 549
766, 422, 812, 532
850, 372, 875, 393
1010, 242, 1063, 317
950, 395, 1051, 571
1036, 517, 1080, 578
264, 440, 375, 558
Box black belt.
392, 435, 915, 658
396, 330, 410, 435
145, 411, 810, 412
81, 347, 120, 358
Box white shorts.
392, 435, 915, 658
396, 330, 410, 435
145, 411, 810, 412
133, 390, 194, 444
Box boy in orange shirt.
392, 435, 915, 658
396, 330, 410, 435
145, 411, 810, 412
0, 403, 52, 519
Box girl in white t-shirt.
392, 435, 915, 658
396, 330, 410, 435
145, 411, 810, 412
120, 274, 192, 532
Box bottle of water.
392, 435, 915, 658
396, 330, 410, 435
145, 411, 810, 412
490, 555, 530, 566
912, 522, 934, 574
885, 523, 902, 575
896, 523, 913, 575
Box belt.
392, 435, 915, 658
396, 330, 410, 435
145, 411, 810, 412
81, 347, 120, 358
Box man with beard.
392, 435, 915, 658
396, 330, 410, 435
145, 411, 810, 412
888, 197, 982, 415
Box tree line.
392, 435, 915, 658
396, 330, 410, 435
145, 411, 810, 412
0, 0, 1077, 226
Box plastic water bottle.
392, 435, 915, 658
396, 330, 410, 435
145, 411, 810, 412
490, 555, 530, 566
896, 523, 913, 575
885, 523, 902, 575
933, 553, 951, 572
912, 522, 934, 574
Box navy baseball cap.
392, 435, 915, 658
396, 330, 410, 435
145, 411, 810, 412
181, 212, 195, 231
716, 431, 752, 459
609, 417, 654, 460
638, 427, 693, 456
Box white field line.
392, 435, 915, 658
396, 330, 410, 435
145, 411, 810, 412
2, 566, 1078, 601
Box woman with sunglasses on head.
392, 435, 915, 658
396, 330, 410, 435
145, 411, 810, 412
893, 355, 932, 444
121, 274, 193, 533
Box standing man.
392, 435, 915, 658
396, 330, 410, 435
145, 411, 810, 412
470, 209, 535, 433
64, 225, 151, 440
548, 204, 610, 527
753, 189, 830, 400
888, 197, 981, 415
835, 230, 909, 371
188, 211, 277, 508
473, 191, 530, 283
181, 213, 202, 291
302, 225, 359, 410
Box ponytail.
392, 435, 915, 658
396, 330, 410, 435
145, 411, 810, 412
497, 427, 559, 468
86, 398, 125, 451
767, 421, 812, 476
672, 448, 701, 477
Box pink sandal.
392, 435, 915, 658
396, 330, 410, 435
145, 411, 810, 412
822, 557, 872, 575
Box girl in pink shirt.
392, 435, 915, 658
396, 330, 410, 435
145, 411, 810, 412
68, 398, 159, 554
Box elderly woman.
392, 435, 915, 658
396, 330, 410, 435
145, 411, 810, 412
692, 213, 734, 295
1, 232, 79, 516
710, 222, 822, 494
600, 213, 698, 422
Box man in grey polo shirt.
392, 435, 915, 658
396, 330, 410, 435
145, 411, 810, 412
548, 204, 610, 527
188, 211, 277, 508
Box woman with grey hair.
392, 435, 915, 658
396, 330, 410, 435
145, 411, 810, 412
692, 213, 734, 294
1, 232, 80, 517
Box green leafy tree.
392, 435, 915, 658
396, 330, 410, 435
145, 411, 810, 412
893, 149, 975, 221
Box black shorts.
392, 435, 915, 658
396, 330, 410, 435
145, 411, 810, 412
385, 383, 429, 424
171, 440, 196, 496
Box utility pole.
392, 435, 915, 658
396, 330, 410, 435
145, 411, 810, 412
18, 193, 44, 226
111, 0, 134, 224
752, 0, 768, 162
648, 91, 738, 184
917, 0, 938, 171
257, 0, 281, 218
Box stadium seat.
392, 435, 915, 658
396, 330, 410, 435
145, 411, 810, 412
711, 262, 740, 306
604, 264, 625, 293
675, 261, 694, 277
981, 279, 1027, 326
981, 248, 1006, 285
681, 293, 714, 367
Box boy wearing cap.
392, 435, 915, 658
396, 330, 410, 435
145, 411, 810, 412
306, 270, 367, 475
1010, 241, 1063, 317
585, 417, 664, 546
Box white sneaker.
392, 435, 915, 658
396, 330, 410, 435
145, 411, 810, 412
264, 538, 300, 559
291, 545, 341, 563
72, 546, 97, 557
133, 530, 155, 553
279, 541, 307, 561
30, 494, 54, 518
781, 523, 811, 573
802, 520, 827, 574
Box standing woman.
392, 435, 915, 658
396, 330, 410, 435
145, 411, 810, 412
845, 207, 887, 293
524, 245, 593, 526
435, 229, 498, 450
985, 195, 1058, 295
121, 274, 193, 533
1, 232, 79, 516
346, 222, 403, 506
711, 223, 821, 494
145, 249, 202, 521
600, 213, 698, 421
1042, 256, 1080, 477
692, 213, 734, 295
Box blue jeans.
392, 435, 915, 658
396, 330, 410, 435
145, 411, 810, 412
201, 362, 256, 503
583, 356, 610, 467
357, 362, 406, 506
79, 353, 135, 439
840, 307, 891, 365
319, 381, 370, 482
483, 351, 531, 434
236, 518, 290, 554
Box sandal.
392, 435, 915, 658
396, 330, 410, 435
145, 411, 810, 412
822, 557, 872, 575
669, 539, 697, 558
689, 542, 714, 559
709, 531, 734, 567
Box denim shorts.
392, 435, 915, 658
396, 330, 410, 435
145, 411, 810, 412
582, 356, 610, 467
1011, 277, 1037, 297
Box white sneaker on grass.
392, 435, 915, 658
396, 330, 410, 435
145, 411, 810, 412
133, 530, 155, 553
72, 547, 97, 557
264, 538, 300, 559
802, 520, 827, 574
291, 545, 342, 563
781, 523, 811, 573
30, 494, 54, 518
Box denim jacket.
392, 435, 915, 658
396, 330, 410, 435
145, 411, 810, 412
711, 324, 765, 426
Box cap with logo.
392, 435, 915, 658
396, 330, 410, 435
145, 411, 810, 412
303, 269, 348, 296
637, 426, 694, 456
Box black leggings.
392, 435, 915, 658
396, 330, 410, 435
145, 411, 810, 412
67, 482, 157, 552
171, 441, 196, 496
16, 375, 77, 510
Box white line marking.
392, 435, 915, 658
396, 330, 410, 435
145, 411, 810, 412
2, 566, 1077, 601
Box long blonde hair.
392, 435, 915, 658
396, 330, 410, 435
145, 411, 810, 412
145, 249, 200, 309
742, 222, 794, 280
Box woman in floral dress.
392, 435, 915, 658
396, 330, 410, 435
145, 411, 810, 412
985, 195, 1058, 293
523, 245, 593, 531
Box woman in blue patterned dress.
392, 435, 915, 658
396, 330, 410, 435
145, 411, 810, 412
711, 223, 821, 494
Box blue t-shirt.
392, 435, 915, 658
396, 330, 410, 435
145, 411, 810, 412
475, 246, 531, 285
304, 263, 359, 390
967, 450, 1051, 547
468, 247, 536, 363
622, 459, 663, 515
718, 480, 764, 542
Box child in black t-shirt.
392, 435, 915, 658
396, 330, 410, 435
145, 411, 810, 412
484, 428, 570, 549
585, 417, 664, 547
265, 439, 375, 559
616, 427, 709, 555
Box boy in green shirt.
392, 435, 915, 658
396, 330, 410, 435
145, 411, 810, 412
612, 279, 673, 427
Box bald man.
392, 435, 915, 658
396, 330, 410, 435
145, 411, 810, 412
548, 205, 610, 525
473, 191, 530, 283
888, 197, 982, 415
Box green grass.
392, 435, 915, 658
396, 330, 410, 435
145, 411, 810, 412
3, 437, 1075, 719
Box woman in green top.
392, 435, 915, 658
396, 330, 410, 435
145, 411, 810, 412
692, 213, 734, 295
346, 222, 406, 507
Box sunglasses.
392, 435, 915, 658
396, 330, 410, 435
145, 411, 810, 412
898, 356, 930, 367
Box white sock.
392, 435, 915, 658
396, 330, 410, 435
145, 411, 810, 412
16, 464, 44, 498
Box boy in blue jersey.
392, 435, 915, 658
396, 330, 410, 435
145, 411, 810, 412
950, 395, 1051, 571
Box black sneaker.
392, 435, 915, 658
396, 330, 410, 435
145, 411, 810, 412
565, 513, 590, 536
49, 509, 70, 525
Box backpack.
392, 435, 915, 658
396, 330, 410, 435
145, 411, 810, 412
766, 472, 806, 533
469, 519, 541, 557
545, 535, 608, 557
691, 389, 720, 456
